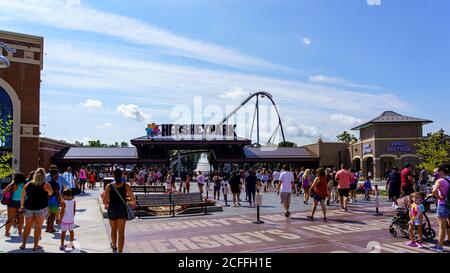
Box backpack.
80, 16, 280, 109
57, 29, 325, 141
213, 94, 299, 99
444, 178, 450, 209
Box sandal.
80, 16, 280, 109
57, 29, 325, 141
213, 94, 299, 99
322, 217, 328, 222
306, 215, 314, 220
33, 245, 43, 251
19, 245, 26, 250
60, 245, 66, 251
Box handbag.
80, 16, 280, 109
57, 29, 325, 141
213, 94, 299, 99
111, 183, 135, 221
1, 191, 11, 206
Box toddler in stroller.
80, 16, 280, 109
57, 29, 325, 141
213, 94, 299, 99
389, 192, 437, 244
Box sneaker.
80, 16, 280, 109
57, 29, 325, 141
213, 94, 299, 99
429, 245, 444, 252
405, 241, 418, 248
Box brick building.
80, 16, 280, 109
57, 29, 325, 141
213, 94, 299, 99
0, 30, 43, 178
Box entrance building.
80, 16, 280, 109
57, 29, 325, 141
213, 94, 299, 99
0, 30, 43, 179
350, 111, 434, 180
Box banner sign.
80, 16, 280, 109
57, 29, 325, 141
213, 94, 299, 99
363, 144, 372, 155
387, 141, 411, 152
146, 123, 237, 138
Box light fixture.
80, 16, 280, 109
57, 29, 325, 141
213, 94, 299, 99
0, 54, 10, 69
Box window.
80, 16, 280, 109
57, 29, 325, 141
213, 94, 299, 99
0, 87, 13, 149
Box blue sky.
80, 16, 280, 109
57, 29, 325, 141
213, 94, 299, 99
0, 0, 449, 145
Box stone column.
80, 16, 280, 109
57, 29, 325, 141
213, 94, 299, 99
374, 158, 382, 181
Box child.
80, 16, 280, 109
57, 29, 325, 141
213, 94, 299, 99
59, 189, 76, 251
374, 185, 380, 214
364, 176, 372, 201
405, 192, 425, 248
222, 178, 230, 206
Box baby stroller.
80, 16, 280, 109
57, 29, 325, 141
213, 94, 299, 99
389, 195, 437, 240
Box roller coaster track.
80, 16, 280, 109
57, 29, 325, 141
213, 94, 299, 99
217, 91, 286, 145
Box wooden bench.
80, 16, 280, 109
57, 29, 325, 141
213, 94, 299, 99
145, 185, 166, 193
131, 185, 166, 194
135, 194, 173, 218
171, 192, 207, 216
131, 185, 146, 194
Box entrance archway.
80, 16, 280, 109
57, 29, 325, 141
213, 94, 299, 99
380, 155, 396, 180
363, 156, 374, 177
0, 78, 21, 172
352, 157, 361, 171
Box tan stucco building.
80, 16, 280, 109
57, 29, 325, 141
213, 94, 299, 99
350, 111, 433, 180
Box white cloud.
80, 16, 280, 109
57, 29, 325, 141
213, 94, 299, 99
96, 122, 114, 129
0, 0, 288, 71
80, 99, 103, 109
218, 87, 248, 101
116, 104, 151, 122
330, 114, 363, 126
302, 37, 311, 46
367, 0, 382, 6
309, 74, 382, 90
39, 39, 411, 145
65, 0, 81, 6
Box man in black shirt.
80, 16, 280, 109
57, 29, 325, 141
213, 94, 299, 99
245, 170, 257, 206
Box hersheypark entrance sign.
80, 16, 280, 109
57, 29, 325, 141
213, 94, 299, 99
146, 123, 237, 139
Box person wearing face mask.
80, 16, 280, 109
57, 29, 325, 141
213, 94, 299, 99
429, 164, 450, 252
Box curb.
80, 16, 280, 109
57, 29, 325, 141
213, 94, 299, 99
97, 196, 108, 218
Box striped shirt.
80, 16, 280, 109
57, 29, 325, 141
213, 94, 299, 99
63, 172, 76, 189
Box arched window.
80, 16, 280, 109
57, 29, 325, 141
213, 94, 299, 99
0, 87, 13, 149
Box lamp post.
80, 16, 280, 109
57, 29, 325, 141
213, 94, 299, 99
0, 41, 16, 69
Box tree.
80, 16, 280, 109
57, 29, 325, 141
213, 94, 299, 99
86, 140, 108, 147
278, 141, 297, 147
120, 141, 129, 147
0, 117, 14, 180
416, 129, 450, 173
337, 131, 358, 143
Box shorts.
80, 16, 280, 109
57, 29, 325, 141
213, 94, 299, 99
107, 204, 127, 220
214, 186, 221, 192
61, 223, 74, 232
350, 183, 357, 190
280, 192, 291, 206
402, 185, 414, 196
338, 189, 350, 197
79, 179, 87, 184
312, 194, 326, 202
48, 204, 59, 214
437, 204, 449, 218
7, 200, 21, 209
25, 208, 48, 218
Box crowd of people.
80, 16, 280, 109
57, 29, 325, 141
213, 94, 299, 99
2, 166, 77, 251
1, 162, 449, 253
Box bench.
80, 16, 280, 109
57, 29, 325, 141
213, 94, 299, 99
131, 185, 166, 194
135, 194, 172, 218
171, 192, 207, 216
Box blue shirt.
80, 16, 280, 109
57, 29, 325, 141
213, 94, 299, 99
45, 173, 68, 192
364, 180, 372, 190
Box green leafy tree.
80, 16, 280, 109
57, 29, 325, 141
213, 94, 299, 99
120, 141, 129, 147
0, 117, 14, 179
278, 141, 297, 147
86, 140, 108, 147
337, 131, 358, 143
416, 129, 450, 173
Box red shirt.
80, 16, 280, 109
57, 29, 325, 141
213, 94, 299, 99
401, 168, 412, 188
314, 176, 329, 198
